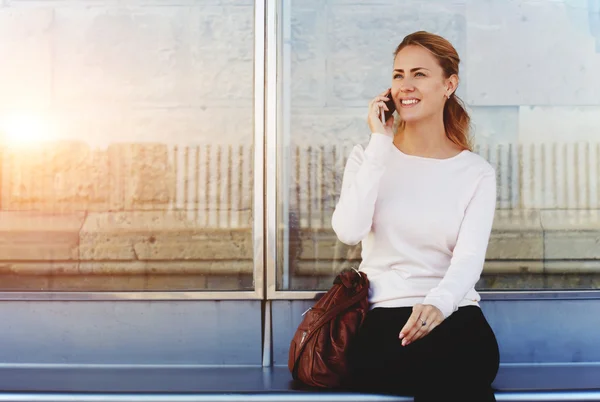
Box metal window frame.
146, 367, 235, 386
264, 290, 600, 301
265, 0, 279, 300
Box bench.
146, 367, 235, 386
0, 365, 599, 401
0, 297, 598, 401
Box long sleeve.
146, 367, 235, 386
331, 133, 394, 245
423, 168, 497, 318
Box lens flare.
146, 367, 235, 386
0, 114, 54, 146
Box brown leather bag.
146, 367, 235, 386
288, 268, 369, 388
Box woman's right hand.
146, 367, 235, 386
368, 89, 395, 138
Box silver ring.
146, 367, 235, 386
420, 319, 426, 326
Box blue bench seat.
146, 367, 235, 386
0, 365, 598, 402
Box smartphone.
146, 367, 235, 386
381, 89, 396, 124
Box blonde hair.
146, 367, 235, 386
394, 31, 472, 151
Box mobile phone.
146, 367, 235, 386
381, 89, 396, 124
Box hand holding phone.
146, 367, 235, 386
368, 89, 395, 138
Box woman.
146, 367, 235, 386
331, 31, 500, 402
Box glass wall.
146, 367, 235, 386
0, 1, 256, 291
276, 0, 600, 291
2, 0, 599, 295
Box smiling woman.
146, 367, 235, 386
333, 31, 500, 402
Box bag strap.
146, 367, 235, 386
291, 278, 368, 378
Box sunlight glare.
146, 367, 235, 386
1, 114, 54, 146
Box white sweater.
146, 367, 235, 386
331, 133, 497, 318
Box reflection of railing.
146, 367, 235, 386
474, 142, 600, 210
282, 142, 600, 290
3, 142, 599, 230
169, 144, 254, 228
0, 143, 257, 291
1, 143, 254, 228
289, 142, 600, 229
1, 141, 599, 290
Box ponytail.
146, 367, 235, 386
444, 94, 472, 151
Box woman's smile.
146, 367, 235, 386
399, 98, 421, 108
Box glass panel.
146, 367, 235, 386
0, 1, 255, 291
276, 0, 600, 291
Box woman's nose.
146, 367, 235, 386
400, 82, 415, 92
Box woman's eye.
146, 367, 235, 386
393, 74, 403, 79
415, 72, 426, 77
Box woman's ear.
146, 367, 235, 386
446, 74, 459, 97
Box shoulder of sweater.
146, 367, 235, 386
461, 150, 495, 176
348, 142, 367, 160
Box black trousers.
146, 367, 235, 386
347, 305, 500, 402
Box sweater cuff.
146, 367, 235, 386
364, 133, 394, 166
423, 293, 455, 319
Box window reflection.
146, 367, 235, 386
277, 0, 600, 291
0, 2, 255, 291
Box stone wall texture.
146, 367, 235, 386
1, 0, 599, 291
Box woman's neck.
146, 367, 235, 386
393, 116, 459, 158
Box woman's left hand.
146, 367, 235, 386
399, 304, 444, 346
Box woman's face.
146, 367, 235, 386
390, 45, 456, 124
